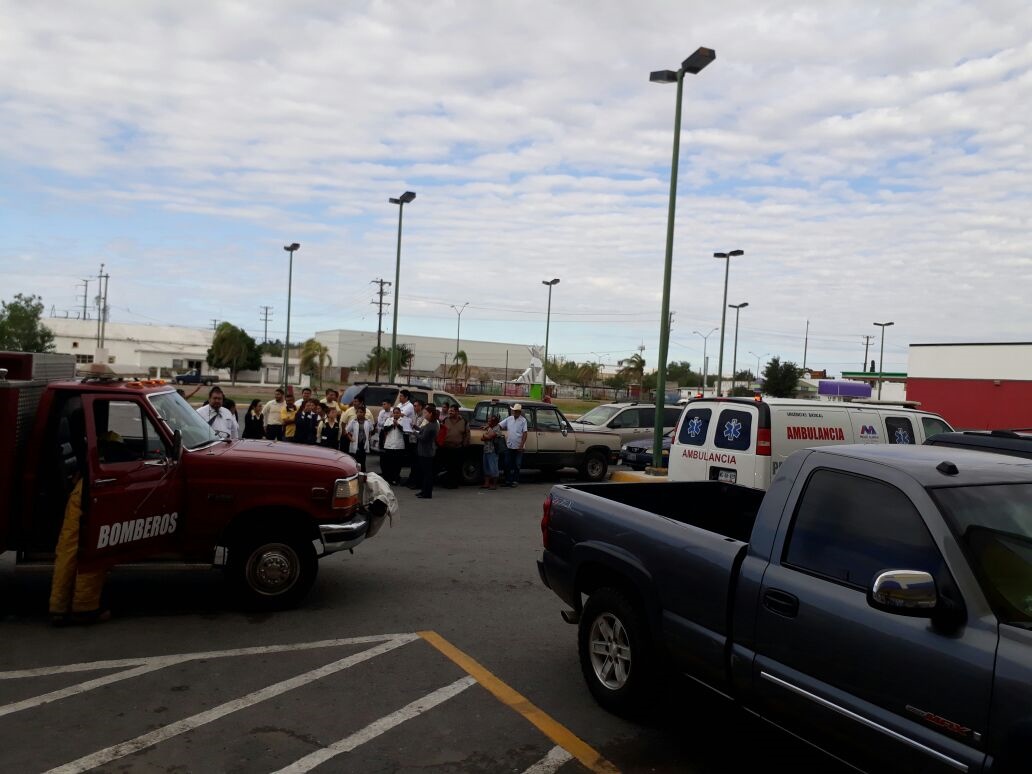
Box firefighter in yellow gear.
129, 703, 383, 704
49, 475, 110, 625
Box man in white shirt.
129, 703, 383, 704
397, 390, 415, 424
262, 388, 286, 441
498, 403, 528, 487
197, 386, 240, 439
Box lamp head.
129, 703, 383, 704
649, 70, 678, 84
682, 47, 716, 75
730, 302, 749, 310
284, 243, 300, 252
400, 191, 416, 203
389, 197, 400, 204
714, 252, 727, 259
729, 249, 744, 257
542, 278, 560, 286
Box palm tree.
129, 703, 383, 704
357, 346, 390, 377
448, 350, 469, 386
300, 339, 333, 390
392, 343, 415, 379
618, 353, 646, 385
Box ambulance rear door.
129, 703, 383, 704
79, 394, 184, 568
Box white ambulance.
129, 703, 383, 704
668, 397, 953, 490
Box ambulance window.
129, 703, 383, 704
921, 417, 951, 437
714, 409, 753, 451
885, 416, 916, 445
678, 408, 712, 446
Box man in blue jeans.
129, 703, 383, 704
498, 404, 528, 487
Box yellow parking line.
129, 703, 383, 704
418, 631, 620, 774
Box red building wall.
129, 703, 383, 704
907, 378, 1032, 430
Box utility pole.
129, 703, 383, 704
259, 306, 273, 343
95, 263, 109, 347
78, 279, 90, 321
802, 319, 809, 371
210, 319, 220, 331
371, 278, 392, 381
862, 335, 873, 372
94, 264, 110, 349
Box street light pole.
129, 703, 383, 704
541, 279, 560, 399
282, 243, 300, 388
450, 301, 469, 381
693, 328, 718, 394
388, 191, 416, 382
749, 351, 770, 382
649, 46, 715, 471
729, 302, 748, 394
714, 250, 744, 396
874, 321, 894, 399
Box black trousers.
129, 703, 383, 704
379, 449, 403, 484
440, 446, 463, 488
418, 456, 435, 497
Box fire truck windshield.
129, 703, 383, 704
148, 390, 221, 450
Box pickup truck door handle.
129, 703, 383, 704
93, 478, 117, 485
763, 589, 799, 618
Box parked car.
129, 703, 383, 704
173, 368, 219, 386
568, 402, 682, 444
340, 382, 464, 417
926, 429, 1032, 460
538, 444, 1032, 773
619, 430, 673, 470
464, 398, 621, 483
670, 396, 953, 489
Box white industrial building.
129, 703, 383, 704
316, 328, 536, 377
46, 317, 213, 375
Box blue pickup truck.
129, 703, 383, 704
538, 445, 1031, 773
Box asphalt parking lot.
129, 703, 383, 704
2, 471, 848, 773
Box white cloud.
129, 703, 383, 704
0, 0, 1030, 373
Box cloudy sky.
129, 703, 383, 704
1, 0, 1029, 375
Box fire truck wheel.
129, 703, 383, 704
230, 531, 318, 610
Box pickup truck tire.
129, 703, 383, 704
229, 531, 318, 611
578, 587, 654, 716
579, 451, 608, 482
461, 453, 482, 485
203, 379, 212, 386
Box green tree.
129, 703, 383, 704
617, 353, 646, 384
206, 322, 262, 384
0, 293, 55, 352
762, 356, 801, 398
357, 346, 390, 378
259, 339, 283, 358
666, 360, 699, 386
300, 338, 333, 390
448, 350, 469, 385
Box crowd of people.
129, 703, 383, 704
193, 385, 501, 499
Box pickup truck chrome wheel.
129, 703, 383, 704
578, 586, 655, 716
588, 613, 632, 689
229, 531, 318, 611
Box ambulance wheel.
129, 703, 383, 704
230, 531, 317, 611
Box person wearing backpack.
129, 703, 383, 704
439, 404, 471, 489
415, 405, 440, 499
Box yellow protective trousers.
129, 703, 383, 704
49, 478, 107, 615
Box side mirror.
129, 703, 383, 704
561, 426, 568, 436
867, 570, 937, 617
172, 429, 183, 460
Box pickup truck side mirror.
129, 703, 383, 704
172, 428, 183, 461
867, 570, 937, 617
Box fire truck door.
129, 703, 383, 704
79, 395, 183, 567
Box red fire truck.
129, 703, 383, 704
0, 352, 391, 610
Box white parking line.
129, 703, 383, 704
0, 634, 411, 680
44, 635, 419, 774
0, 634, 419, 720
523, 746, 575, 774
272, 676, 478, 773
